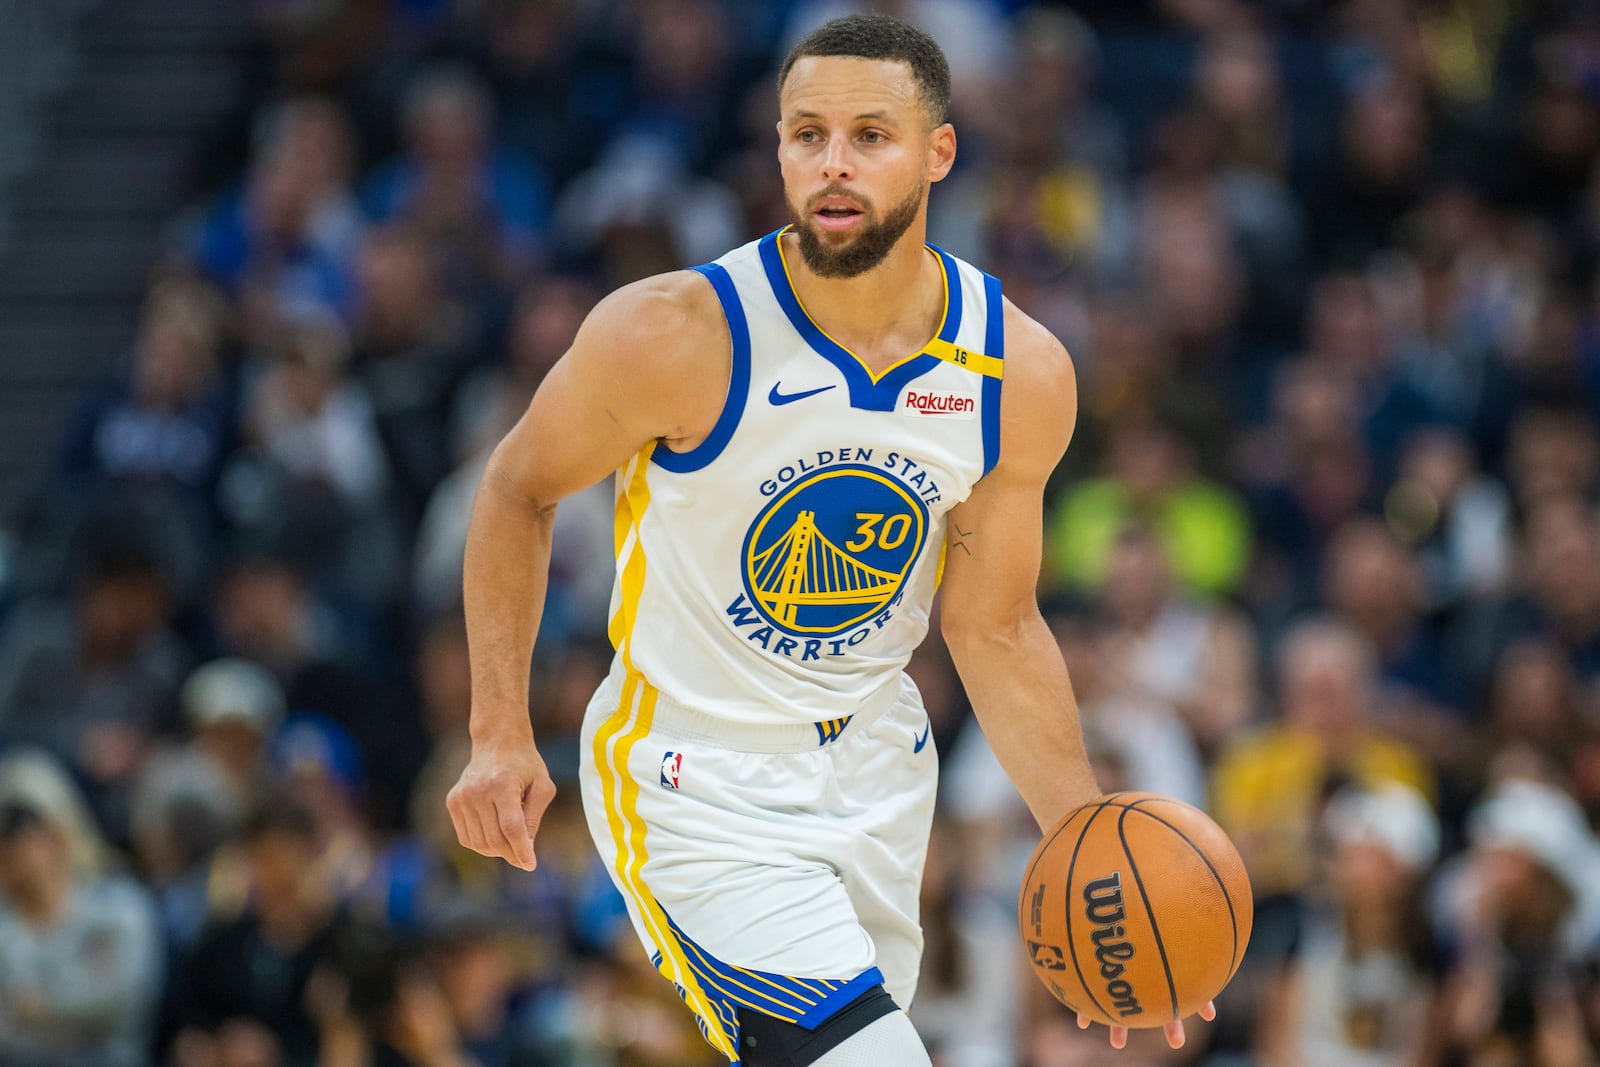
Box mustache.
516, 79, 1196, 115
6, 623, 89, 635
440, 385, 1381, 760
807, 186, 872, 212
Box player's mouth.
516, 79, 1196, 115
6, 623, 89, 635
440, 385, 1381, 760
812, 198, 865, 233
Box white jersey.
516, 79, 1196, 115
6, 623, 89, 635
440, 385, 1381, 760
607, 227, 1004, 730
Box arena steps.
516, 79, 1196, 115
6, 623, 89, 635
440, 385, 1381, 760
0, 0, 252, 527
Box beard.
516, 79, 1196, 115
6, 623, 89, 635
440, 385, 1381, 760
788, 184, 924, 279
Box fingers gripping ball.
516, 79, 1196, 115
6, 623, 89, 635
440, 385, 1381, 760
1019, 792, 1253, 1027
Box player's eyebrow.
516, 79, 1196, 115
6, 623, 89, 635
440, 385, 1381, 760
790, 110, 898, 123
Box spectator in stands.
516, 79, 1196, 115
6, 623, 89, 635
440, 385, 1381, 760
1282, 782, 1445, 1066
1387, 426, 1514, 612
1471, 639, 1593, 812
551, 132, 744, 288
1489, 495, 1600, 682
240, 311, 387, 511
1085, 523, 1257, 756
0, 533, 186, 817
0, 752, 163, 1067
173, 800, 335, 1067
1210, 619, 1435, 1064
1046, 422, 1253, 600
607, 0, 744, 174
1322, 516, 1469, 761
1372, 229, 1520, 459
1069, 296, 1223, 464
270, 714, 377, 910
1213, 617, 1434, 899
209, 549, 425, 830
45, 274, 234, 600
1195, 29, 1289, 179
1310, 75, 1431, 264
424, 913, 523, 1067
312, 919, 501, 1067
55, 273, 234, 507
1495, 71, 1600, 225
1503, 406, 1600, 510
178, 656, 286, 801
189, 96, 366, 335
349, 227, 469, 522
1297, 268, 1437, 480
1240, 357, 1376, 611
475, 0, 611, 186
229, 310, 400, 607
363, 64, 549, 297
1434, 776, 1600, 1064
1134, 170, 1260, 426
128, 657, 284, 953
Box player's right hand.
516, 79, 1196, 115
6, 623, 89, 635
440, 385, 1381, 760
445, 736, 556, 872
1076, 1000, 1216, 1051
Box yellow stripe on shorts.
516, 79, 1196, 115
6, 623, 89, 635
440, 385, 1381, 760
597, 446, 741, 1061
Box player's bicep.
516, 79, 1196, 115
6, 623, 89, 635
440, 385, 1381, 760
486, 351, 657, 508
939, 470, 1048, 637
940, 305, 1077, 638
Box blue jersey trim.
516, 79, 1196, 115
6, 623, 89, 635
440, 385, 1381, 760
656, 909, 889, 1045
929, 244, 964, 345
794, 966, 888, 1028
758, 229, 960, 412
981, 270, 1004, 476
652, 263, 751, 473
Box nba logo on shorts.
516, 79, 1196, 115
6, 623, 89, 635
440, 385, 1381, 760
660, 751, 683, 790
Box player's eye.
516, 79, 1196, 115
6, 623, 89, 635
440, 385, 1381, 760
860, 130, 886, 143
796, 128, 821, 144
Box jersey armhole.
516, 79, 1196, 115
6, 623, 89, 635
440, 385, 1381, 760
651, 263, 752, 473
980, 271, 1004, 477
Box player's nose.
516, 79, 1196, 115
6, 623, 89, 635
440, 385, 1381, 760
820, 135, 854, 180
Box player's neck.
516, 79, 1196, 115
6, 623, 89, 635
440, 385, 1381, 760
786, 231, 944, 375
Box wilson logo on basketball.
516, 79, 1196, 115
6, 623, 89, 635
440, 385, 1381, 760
903, 390, 974, 416
1083, 872, 1144, 1018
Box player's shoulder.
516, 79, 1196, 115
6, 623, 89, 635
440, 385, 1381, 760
572, 269, 730, 382
583, 269, 726, 350
999, 296, 1076, 409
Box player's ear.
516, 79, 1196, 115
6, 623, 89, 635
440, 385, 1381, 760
928, 122, 956, 183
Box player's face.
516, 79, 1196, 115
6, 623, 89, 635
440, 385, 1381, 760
778, 57, 955, 278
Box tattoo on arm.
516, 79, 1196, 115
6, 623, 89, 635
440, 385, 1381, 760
951, 524, 973, 557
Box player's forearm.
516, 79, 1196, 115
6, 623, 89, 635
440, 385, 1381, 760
947, 612, 1099, 831
462, 459, 557, 745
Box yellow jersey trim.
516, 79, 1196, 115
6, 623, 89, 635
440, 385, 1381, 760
774, 225, 950, 385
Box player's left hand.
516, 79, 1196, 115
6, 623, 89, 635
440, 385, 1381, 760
1077, 1000, 1215, 1050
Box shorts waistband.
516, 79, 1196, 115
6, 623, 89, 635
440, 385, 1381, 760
596, 662, 905, 753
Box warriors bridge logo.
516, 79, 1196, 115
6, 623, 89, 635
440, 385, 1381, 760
738, 463, 929, 640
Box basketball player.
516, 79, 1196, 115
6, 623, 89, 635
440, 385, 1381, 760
447, 14, 1212, 1065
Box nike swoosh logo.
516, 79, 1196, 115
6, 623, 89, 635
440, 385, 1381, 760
913, 723, 931, 754
769, 383, 836, 406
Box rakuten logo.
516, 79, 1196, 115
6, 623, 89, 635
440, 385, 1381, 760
904, 391, 975, 416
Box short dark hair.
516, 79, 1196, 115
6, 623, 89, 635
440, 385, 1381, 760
240, 798, 316, 845
0, 802, 46, 843
777, 14, 952, 126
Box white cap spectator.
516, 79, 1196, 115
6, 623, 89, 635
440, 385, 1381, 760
180, 657, 287, 734
1468, 777, 1600, 903
1323, 781, 1440, 874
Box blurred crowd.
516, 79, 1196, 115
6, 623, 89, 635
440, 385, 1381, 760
5, 0, 1600, 1064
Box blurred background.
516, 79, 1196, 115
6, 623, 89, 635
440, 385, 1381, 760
0, 0, 1599, 1064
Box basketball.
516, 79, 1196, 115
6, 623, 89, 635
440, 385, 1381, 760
1018, 791, 1253, 1028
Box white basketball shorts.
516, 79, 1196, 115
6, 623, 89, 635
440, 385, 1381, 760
579, 659, 939, 1062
